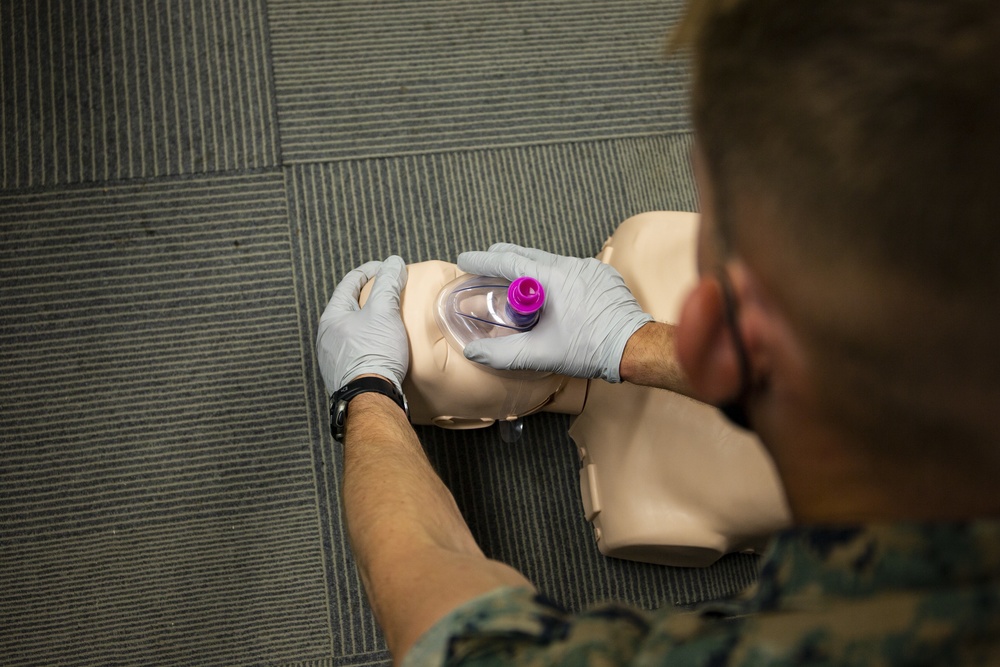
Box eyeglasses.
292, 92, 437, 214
716, 269, 754, 430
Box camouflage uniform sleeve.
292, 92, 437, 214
402, 586, 649, 666
401, 585, 744, 667
402, 522, 1000, 666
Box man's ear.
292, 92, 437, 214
675, 276, 745, 404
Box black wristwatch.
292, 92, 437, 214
330, 376, 409, 441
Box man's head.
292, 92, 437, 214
673, 0, 1000, 514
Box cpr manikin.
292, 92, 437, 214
359, 212, 791, 567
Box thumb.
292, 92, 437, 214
367, 255, 408, 309
463, 335, 527, 371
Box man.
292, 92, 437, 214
316, 0, 1000, 663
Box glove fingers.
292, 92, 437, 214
324, 260, 383, 316
463, 335, 526, 370
486, 243, 560, 264
457, 250, 531, 282
366, 255, 408, 309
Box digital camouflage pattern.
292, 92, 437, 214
404, 521, 1000, 665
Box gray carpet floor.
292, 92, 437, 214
0, 2, 759, 665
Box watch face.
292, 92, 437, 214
332, 401, 348, 440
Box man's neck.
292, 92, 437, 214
760, 408, 1000, 523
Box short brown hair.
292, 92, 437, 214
682, 0, 1000, 445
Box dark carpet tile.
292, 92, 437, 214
0, 0, 279, 189
268, 0, 692, 163
0, 172, 330, 666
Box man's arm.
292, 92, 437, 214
342, 391, 533, 661
316, 256, 534, 664
619, 321, 695, 397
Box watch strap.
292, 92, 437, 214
330, 376, 407, 440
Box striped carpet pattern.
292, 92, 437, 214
0, 173, 332, 664
268, 0, 692, 162
0, 0, 278, 189
1, 2, 760, 666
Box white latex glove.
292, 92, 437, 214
457, 244, 652, 383
316, 256, 409, 395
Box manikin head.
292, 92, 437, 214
672, 0, 1000, 521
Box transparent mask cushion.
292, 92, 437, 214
434, 274, 546, 440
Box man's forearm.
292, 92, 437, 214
342, 392, 533, 662
619, 322, 694, 397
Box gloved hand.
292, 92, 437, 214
316, 256, 409, 395
457, 244, 652, 383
